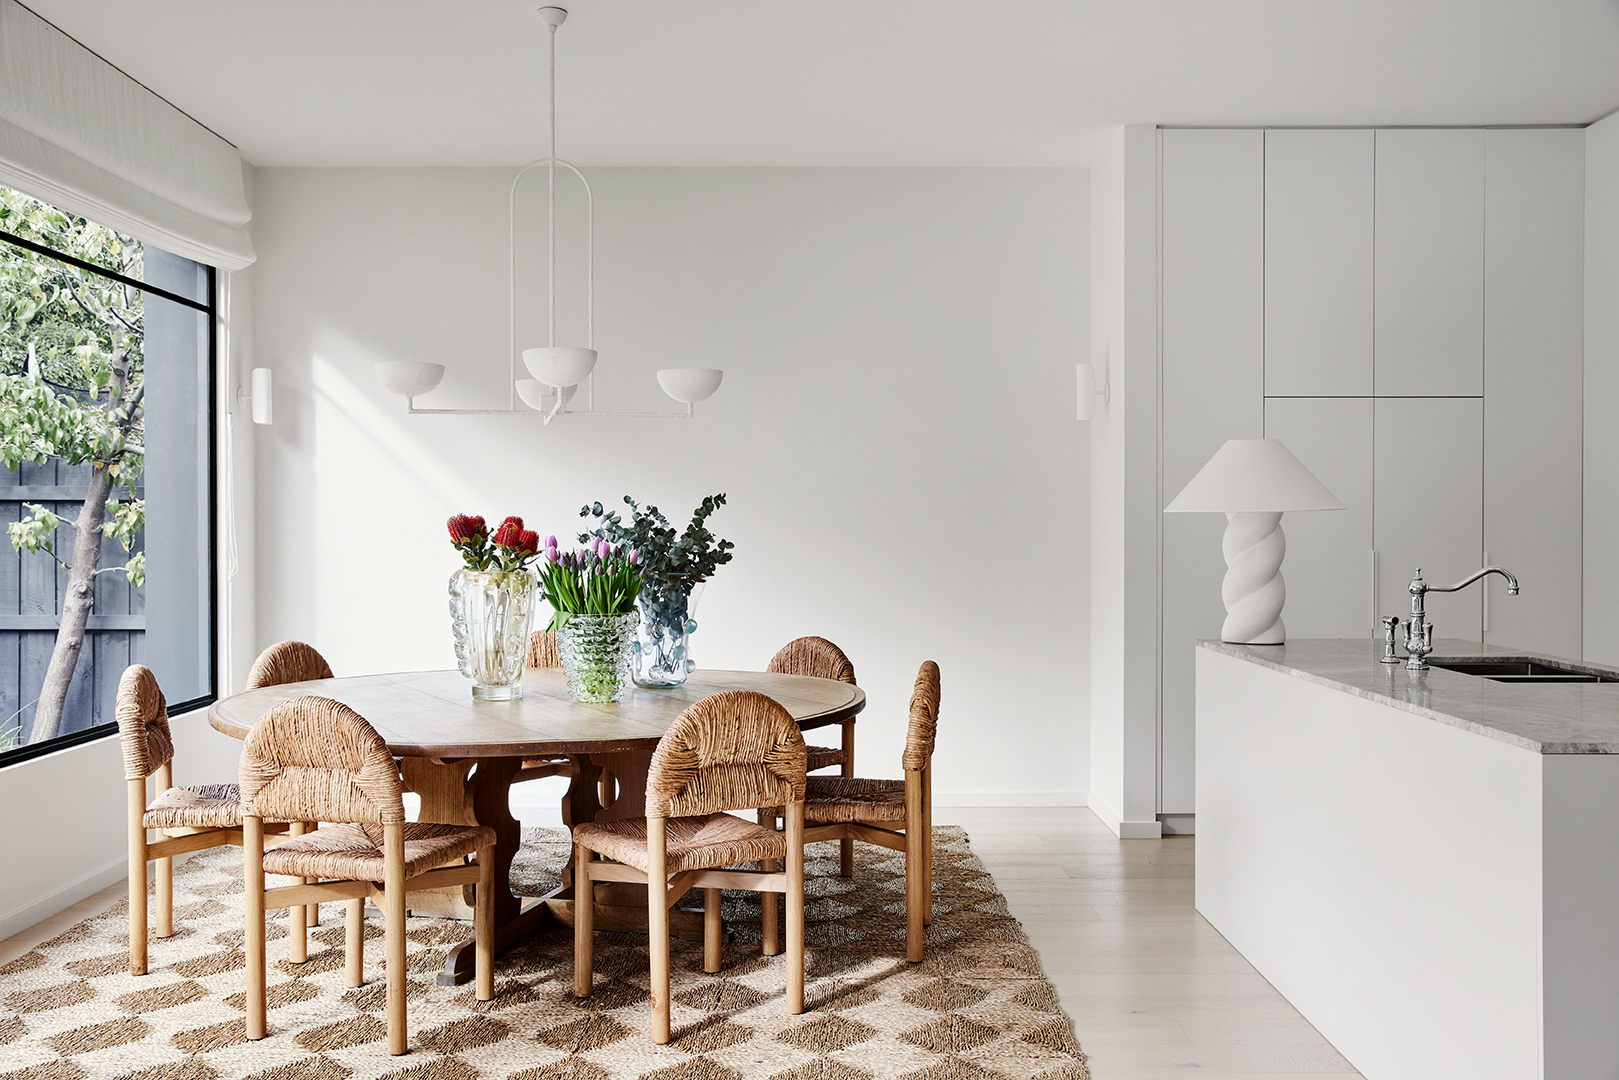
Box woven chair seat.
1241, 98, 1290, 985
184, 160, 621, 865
143, 784, 242, 830
261, 822, 496, 882
802, 776, 908, 823
804, 744, 845, 772
574, 812, 786, 873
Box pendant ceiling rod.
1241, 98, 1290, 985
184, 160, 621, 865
546, 7, 558, 350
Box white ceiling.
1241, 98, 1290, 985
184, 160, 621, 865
23, 0, 1619, 168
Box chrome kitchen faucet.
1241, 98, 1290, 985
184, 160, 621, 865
1401, 566, 1520, 672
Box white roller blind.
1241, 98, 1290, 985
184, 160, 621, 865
0, 0, 254, 269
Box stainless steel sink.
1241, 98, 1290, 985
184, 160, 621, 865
1427, 659, 1619, 683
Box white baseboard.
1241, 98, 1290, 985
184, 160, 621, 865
0, 857, 126, 942
931, 792, 1088, 808
1087, 791, 1163, 839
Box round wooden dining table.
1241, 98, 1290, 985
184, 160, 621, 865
208, 666, 865, 984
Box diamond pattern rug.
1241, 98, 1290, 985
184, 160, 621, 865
0, 826, 1088, 1080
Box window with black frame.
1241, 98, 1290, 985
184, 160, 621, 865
0, 185, 214, 764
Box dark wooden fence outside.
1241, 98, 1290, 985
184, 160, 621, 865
0, 458, 144, 748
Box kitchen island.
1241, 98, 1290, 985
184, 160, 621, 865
1197, 638, 1619, 1080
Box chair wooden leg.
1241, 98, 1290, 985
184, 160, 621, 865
704, 888, 722, 974
244, 816, 268, 1040
573, 843, 594, 998
287, 822, 308, 962
840, 719, 855, 877
155, 837, 173, 939
648, 819, 671, 1044
757, 810, 778, 956
345, 898, 364, 988
127, 778, 148, 976
905, 769, 925, 963
383, 825, 408, 1055
476, 846, 494, 1002
153, 763, 173, 939
921, 766, 933, 926
305, 822, 320, 927
786, 802, 805, 1014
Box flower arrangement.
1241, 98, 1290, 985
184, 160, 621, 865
578, 494, 735, 584
536, 534, 643, 632
447, 514, 542, 572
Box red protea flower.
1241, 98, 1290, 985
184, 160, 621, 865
492, 521, 524, 549
447, 513, 486, 546
500, 515, 524, 531
518, 529, 540, 554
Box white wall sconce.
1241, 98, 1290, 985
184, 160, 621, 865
236, 367, 273, 425
1076, 363, 1109, 420
372, 7, 722, 425
1164, 439, 1344, 644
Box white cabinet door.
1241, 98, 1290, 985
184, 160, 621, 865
1264, 130, 1374, 397
1160, 129, 1265, 816
1374, 398, 1484, 641
1374, 130, 1485, 397
1483, 128, 1584, 659
1264, 398, 1374, 637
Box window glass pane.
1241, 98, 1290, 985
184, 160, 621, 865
0, 186, 213, 759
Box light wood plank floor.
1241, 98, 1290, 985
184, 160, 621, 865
1, 806, 1363, 1079
937, 806, 1363, 1079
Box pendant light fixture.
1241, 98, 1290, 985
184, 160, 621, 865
375, 6, 723, 421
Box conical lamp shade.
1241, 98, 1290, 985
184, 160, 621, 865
1164, 439, 1343, 514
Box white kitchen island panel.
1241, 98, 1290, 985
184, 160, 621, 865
1198, 640, 1619, 1079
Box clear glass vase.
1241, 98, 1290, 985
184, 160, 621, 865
556, 610, 640, 702
448, 569, 537, 700
632, 578, 705, 688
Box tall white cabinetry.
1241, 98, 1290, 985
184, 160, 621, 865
1159, 127, 1583, 819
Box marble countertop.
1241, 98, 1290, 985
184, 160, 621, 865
1199, 638, 1619, 754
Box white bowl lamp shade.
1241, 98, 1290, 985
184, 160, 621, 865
374, 360, 445, 400
1164, 439, 1344, 646
515, 379, 577, 411
523, 347, 597, 388
657, 367, 724, 404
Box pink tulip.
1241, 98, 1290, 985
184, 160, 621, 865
629, 548, 640, 565
545, 546, 560, 564
545, 535, 558, 550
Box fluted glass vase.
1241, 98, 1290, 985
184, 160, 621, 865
556, 610, 640, 702
632, 577, 705, 688
449, 569, 536, 700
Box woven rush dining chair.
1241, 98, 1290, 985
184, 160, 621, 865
245, 640, 336, 929
766, 636, 858, 876
770, 660, 940, 962
239, 695, 496, 1055
245, 640, 334, 689
571, 689, 808, 1044
118, 664, 292, 976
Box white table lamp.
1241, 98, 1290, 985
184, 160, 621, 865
1164, 439, 1343, 644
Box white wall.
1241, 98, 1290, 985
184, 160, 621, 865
1586, 111, 1619, 663
1086, 127, 1162, 838
248, 166, 1090, 805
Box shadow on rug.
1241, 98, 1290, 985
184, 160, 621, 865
0, 825, 1088, 1080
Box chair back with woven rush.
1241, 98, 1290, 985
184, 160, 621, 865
572, 689, 809, 1043
796, 659, 941, 962
527, 629, 562, 669
239, 696, 495, 1054
119, 665, 266, 975
245, 640, 334, 690
647, 689, 808, 818
766, 636, 859, 873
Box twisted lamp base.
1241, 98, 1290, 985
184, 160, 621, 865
1220, 511, 1286, 644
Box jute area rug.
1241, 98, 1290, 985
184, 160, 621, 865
0, 827, 1088, 1080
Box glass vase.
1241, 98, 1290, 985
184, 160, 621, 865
632, 578, 705, 688
556, 610, 640, 702
448, 569, 537, 700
